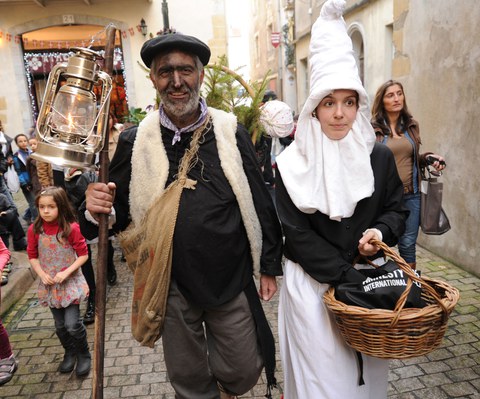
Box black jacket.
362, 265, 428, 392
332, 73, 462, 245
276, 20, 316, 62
80, 122, 283, 307
276, 143, 409, 286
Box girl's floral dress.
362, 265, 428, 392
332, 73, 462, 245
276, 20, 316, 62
28, 222, 89, 308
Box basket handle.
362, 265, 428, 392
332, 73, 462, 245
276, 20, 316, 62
369, 239, 449, 326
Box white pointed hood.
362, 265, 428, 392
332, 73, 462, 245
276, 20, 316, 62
276, 0, 375, 221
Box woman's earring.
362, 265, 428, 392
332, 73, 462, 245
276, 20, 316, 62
312, 110, 317, 118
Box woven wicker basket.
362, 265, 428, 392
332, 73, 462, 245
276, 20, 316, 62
323, 239, 460, 359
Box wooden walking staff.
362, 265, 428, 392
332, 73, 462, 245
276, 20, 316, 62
92, 24, 116, 399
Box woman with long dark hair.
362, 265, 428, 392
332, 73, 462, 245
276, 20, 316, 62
371, 80, 446, 269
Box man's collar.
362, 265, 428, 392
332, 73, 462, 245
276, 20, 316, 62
159, 98, 208, 145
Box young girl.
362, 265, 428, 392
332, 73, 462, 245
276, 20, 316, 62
27, 186, 91, 376
0, 239, 18, 386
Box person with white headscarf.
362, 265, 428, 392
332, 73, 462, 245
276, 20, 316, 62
259, 99, 295, 182
275, 0, 409, 397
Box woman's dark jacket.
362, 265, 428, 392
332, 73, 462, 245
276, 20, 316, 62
275, 142, 409, 286
371, 117, 433, 191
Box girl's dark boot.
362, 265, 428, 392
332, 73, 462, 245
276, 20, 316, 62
56, 329, 76, 373
83, 295, 95, 325
74, 333, 91, 377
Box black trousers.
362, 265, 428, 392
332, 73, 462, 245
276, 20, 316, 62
0, 212, 27, 250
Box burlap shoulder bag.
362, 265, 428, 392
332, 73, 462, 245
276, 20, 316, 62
119, 118, 209, 348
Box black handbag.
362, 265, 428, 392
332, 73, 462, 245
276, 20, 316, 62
335, 259, 425, 310
420, 166, 451, 235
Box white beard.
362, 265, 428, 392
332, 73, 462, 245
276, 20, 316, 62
159, 86, 201, 121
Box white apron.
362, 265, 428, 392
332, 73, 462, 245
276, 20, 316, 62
279, 259, 389, 399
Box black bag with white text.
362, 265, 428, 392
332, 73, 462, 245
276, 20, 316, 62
335, 260, 426, 310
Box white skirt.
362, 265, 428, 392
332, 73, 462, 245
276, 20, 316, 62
278, 260, 389, 399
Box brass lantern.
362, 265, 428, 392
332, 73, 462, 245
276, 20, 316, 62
33, 47, 112, 168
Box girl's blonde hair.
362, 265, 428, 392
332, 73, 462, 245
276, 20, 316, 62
33, 186, 77, 241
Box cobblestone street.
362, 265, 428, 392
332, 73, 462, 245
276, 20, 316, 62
1, 241, 480, 398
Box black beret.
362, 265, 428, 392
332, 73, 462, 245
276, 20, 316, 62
140, 32, 211, 68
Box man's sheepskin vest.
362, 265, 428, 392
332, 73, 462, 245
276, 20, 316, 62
129, 107, 263, 276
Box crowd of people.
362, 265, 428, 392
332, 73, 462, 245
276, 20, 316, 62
0, 0, 448, 396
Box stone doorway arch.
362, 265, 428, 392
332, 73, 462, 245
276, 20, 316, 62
9, 14, 134, 130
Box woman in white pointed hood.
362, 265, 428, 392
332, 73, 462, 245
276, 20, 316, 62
275, 0, 409, 397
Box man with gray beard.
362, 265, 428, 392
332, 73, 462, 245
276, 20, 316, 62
80, 32, 282, 399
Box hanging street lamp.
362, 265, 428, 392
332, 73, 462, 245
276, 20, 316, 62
139, 18, 148, 37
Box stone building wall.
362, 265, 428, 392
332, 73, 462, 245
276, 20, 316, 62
394, 0, 480, 274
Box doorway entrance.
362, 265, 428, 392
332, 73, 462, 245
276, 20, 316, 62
22, 25, 128, 123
